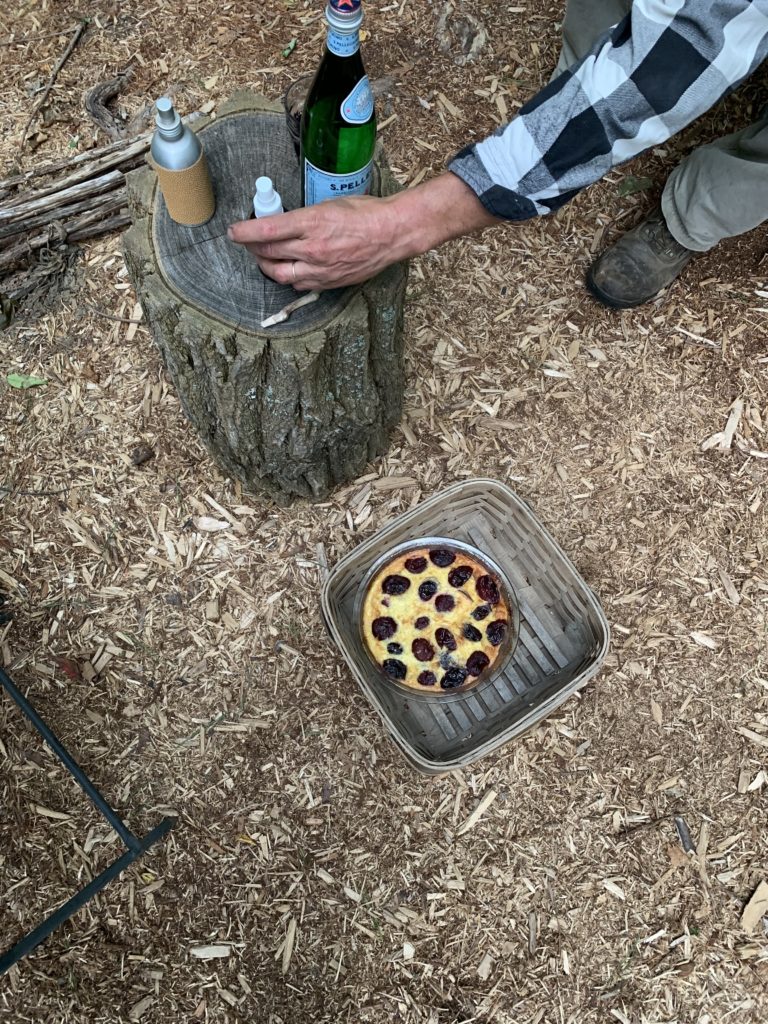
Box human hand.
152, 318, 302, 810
227, 174, 501, 292
227, 194, 403, 292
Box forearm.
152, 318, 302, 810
383, 172, 502, 261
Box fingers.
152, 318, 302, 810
244, 238, 306, 262
257, 256, 317, 292
227, 207, 311, 244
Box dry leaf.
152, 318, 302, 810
667, 844, 690, 868
402, 941, 415, 960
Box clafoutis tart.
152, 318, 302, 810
361, 544, 512, 691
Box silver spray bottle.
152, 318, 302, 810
150, 97, 215, 226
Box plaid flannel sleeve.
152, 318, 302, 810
449, 0, 768, 220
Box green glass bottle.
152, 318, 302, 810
301, 0, 376, 207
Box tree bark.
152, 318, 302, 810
122, 91, 408, 503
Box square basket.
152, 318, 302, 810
321, 478, 610, 774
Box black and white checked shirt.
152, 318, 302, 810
449, 1, 768, 220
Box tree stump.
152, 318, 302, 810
122, 91, 408, 501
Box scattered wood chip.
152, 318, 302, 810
718, 568, 740, 605
125, 301, 143, 342
721, 398, 744, 450
650, 697, 663, 726
129, 995, 155, 1021
737, 726, 768, 749
690, 631, 718, 649
457, 788, 497, 835
190, 944, 231, 959
282, 917, 297, 975
740, 880, 768, 934
477, 951, 493, 980
32, 804, 71, 821
602, 879, 626, 901
437, 91, 462, 118
194, 516, 231, 532
371, 475, 417, 491
402, 941, 415, 960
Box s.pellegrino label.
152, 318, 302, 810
327, 27, 359, 56
300, 0, 376, 206
341, 76, 373, 124
304, 157, 373, 205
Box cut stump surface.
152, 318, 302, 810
122, 91, 408, 501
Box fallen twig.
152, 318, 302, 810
21, 21, 87, 147
0, 27, 79, 47
0, 485, 70, 496
260, 290, 320, 328
0, 193, 129, 272
84, 303, 143, 324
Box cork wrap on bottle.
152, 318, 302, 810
151, 149, 216, 226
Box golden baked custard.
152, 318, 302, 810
361, 544, 512, 691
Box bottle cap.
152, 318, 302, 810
326, 0, 363, 31
253, 176, 283, 217
256, 176, 276, 200
155, 96, 181, 133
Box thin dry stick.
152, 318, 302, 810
260, 290, 320, 328
0, 485, 70, 496
0, 27, 78, 46
21, 21, 87, 146
84, 303, 143, 324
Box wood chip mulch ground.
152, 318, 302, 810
1, 2, 767, 1022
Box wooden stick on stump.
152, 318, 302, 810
122, 91, 408, 502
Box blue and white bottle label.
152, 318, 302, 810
341, 75, 374, 125
303, 157, 373, 205
327, 28, 359, 56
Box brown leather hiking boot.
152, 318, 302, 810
586, 206, 695, 309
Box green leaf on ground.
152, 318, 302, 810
6, 373, 48, 389
282, 38, 297, 58
618, 175, 654, 197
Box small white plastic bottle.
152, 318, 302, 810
253, 176, 284, 217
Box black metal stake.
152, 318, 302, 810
0, 666, 175, 974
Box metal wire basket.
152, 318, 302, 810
321, 478, 611, 774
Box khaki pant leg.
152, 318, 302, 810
662, 115, 768, 251
552, 0, 633, 77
